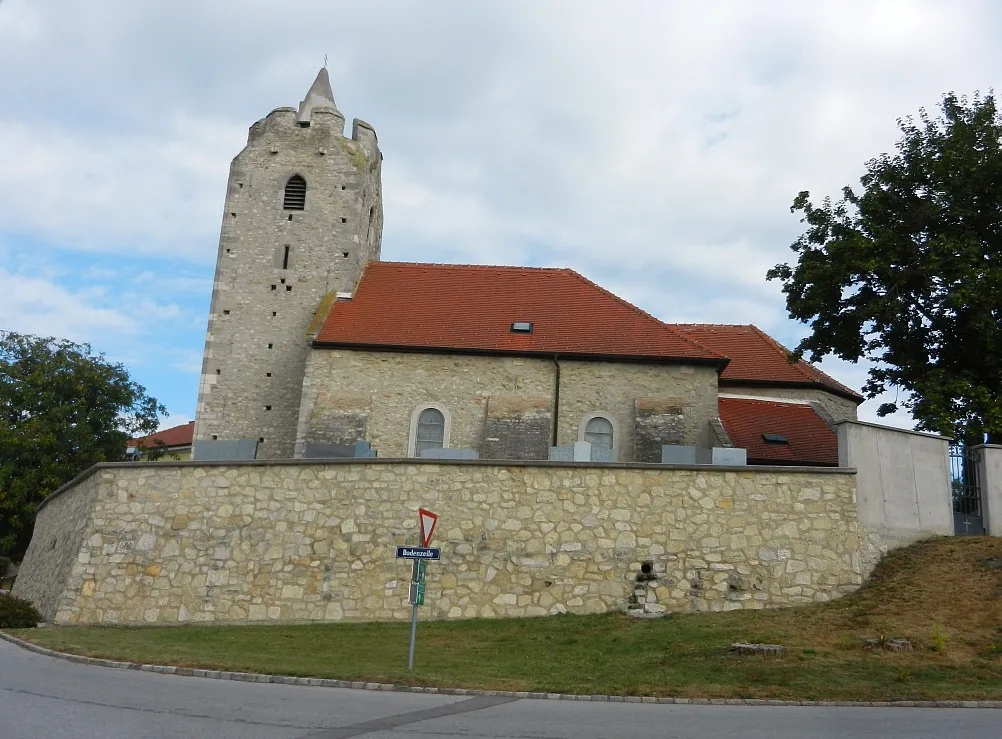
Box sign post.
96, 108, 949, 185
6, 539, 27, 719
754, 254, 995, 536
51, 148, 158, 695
398, 508, 438, 671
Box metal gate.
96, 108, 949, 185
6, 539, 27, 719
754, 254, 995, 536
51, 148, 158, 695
951, 445, 984, 535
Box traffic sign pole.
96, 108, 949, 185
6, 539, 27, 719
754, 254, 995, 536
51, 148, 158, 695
405, 508, 438, 672
408, 559, 420, 670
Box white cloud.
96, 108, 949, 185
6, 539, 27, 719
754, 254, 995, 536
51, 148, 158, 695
0, 268, 136, 341
1, 0, 998, 427
0, 117, 240, 261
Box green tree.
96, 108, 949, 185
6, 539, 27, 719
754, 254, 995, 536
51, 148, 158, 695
0, 332, 166, 557
768, 92, 1002, 443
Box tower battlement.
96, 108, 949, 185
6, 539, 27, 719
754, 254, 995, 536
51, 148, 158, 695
193, 68, 384, 459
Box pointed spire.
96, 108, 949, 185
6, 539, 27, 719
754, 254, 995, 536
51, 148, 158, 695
298, 67, 339, 122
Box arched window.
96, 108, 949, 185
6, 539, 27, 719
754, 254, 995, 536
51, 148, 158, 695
416, 408, 445, 454
283, 175, 306, 210
584, 416, 614, 450
408, 404, 452, 457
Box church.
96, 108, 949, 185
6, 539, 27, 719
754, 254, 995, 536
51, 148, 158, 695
192, 69, 861, 469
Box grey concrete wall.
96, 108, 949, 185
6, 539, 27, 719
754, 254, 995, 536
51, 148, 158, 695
974, 444, 1002, 536
836, 421, 953, 555
194, 99, 382, 460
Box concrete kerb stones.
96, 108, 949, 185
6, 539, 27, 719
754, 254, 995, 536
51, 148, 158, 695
2, 630, 999, 709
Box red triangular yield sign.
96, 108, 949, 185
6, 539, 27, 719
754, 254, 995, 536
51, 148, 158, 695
418, 508, 438, 547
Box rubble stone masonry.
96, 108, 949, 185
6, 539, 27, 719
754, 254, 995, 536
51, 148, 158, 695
295, 350, 720, 461
15, 460, 875, 626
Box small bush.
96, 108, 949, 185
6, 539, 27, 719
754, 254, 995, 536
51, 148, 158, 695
0, 594, 41, 628
931, 624, 949, 653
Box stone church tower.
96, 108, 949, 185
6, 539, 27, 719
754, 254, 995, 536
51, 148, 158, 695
194, 69, 383, 459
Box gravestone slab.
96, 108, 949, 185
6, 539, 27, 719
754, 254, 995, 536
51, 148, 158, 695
192, 439, 258, 461
662, 445, 697, 465
352, 440, 377, 458
711, 447, 747, 466
548, 445, 574, 462
303, 442, 353, 459
419, 448, 479, 460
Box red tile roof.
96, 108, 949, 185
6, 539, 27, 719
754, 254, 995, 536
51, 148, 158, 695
129, 421, 194, 449
718, 398, 838, 466
316, 263, 725, 363
672, 324, 862, 401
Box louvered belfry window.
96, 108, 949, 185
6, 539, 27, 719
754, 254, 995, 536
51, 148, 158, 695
284, 175, 306, 210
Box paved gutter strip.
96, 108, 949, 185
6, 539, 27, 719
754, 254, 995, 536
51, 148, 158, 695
3, 631, 1001, 709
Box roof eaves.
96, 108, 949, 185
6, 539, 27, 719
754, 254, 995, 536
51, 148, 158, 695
310, 340, 729, 367
717, 377, 864, 404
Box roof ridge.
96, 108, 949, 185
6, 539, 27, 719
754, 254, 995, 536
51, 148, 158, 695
671, 323, 754, 330
562, 270, 725, 360
377, 261, 565, 273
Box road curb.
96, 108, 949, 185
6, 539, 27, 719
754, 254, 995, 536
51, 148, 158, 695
2, 630, 1000, 709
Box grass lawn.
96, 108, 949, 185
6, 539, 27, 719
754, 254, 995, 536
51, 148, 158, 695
9, 538, 1002, 701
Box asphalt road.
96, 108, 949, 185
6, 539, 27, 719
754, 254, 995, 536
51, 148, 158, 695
0, 638, 997, 738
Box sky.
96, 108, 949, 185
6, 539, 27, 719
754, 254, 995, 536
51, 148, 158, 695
1, 0, 1000, 432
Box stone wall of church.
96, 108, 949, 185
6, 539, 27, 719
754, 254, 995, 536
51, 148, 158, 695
295, 349, 719, 462
295, 350, 556, 459
16, 460, 870, 626
555, 361, 718, 458
719, 386, 860, 424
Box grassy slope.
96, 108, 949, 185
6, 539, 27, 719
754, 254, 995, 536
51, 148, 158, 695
10, 537, 1002, 700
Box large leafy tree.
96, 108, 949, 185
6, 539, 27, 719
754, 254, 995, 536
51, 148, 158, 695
0, 332, 165, 557
768, 92, 1002, 443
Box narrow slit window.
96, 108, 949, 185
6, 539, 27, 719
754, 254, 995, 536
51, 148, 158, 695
283, 175, 306, 210
282, 245, 290, 270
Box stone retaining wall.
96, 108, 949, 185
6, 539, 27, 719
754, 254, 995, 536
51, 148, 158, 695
15, 460, 869, 626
